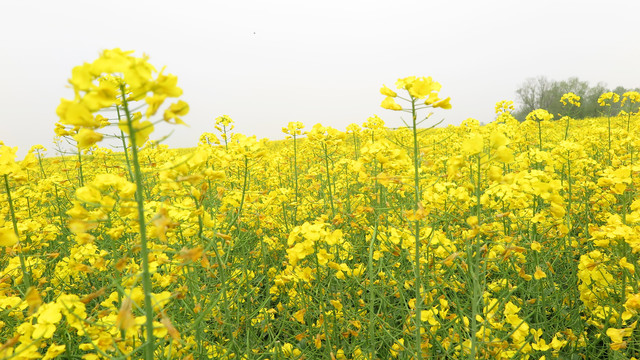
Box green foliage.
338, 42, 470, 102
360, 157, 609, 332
514, 76, 639, 120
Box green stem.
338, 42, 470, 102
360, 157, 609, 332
36, 152, 47, 178
468, 154, 482, 360
608, 114, 612, 165
4, 174, 32, 289
293, 134, 299, 224
367, 220, 379, 358
322, 142, 335, 219
410, 97, 423, 360
538, 120, 543, 152
77, 150, 84, 187
120, 84, 155, 360
117, 105, 134, 182
233, 156, 249, 235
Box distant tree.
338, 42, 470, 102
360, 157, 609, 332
550, 77, 590, 117
514, 77, 637, 120
514, 76, 552, 119
583, 82, 608, 117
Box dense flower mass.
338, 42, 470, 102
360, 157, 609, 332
55, 48, 188, 149
2, 60, 640, 359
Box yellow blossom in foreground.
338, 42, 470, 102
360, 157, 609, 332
73, 128, 103, 149
462, 134, 484, 156
381, 96, 402, 110
380, 84, 397, 97
0, 227, 18, 247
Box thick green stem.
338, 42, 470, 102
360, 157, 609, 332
410, 97, 423, 360
117, 105, 134, 182
4, 174, 32, 289
120, 85, 155, 360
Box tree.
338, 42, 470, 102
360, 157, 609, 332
514, 76, 552, 119
514, 77, 637, 120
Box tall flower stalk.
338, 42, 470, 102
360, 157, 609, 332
598, 92, 620, 165
560, 92, 581, 140
525, 109, 553, 152
55, 49, 188, 359
380, 76, 451, 359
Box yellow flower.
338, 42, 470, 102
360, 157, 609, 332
381, 96, 402, 110
25, 287, 43, 315
534, 266, 547, 280
622, 91, 640, 106
380, 84, 397, 97
420, 308, 439, 325
560, 92, 581, 107
116, 297, 136, 331
292, 308, 306, 324
530, 241, 542, 252
73, 128, 103, 150
462, 134, 484, 156
163, 100, 189, 125
549, 202, 566, 219
283, 121, 305, 135
390, 338, 405, 358
215, 114, 234, 127
69, 62, 94, 91
606, 321, 636, 348
154, 73, 183, 97
145, 94, 167, 118
490, 132, 508, 149
495, 146, 514, 163
0, 227, 18, 247
34, 302, 63, 339
119, 116, 154, 146
56, 100, 99, 128
82, 78, 118, 111
363, 115, 385, 129
495, 100, 515, 114
619, 257, 635, 273
317, 248, 333, 266
43, 344, 66, 360
526, 109, 553, 122
424, 92, 440, 105
0, 146, 20, 176
433, 96, 452, 109
396, 76, 416, 90
598, 92, 620, 107
330, 300, 343, 311
408, 76, 441, 99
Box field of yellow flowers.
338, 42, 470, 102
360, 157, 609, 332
1, 49, 640, 359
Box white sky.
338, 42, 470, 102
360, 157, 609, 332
2, 0, 639, 158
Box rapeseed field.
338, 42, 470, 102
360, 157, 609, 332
1, 49, 640, 359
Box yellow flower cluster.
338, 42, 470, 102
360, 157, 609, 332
55, 49, 188, 149
380, 76, 451, 111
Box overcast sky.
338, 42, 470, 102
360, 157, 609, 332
2, 0, 639, 158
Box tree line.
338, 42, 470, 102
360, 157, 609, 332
513, 76, 640, 120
